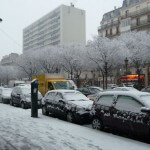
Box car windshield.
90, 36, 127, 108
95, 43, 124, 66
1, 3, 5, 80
22, 88, 31, 95
64, 92, 88, 101
3, 89, 12, 95
53, 81, 73, 89
140, 95, 150, 108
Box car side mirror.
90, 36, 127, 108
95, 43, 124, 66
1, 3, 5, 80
141, 107, 150, 113
17, 94, 20, 97
59, 99, 65, 103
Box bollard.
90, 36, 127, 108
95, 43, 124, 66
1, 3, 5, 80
31, 79, 38, 118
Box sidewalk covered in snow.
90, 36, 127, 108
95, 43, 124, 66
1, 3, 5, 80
0, 103, 150, 150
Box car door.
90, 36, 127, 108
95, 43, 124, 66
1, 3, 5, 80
46, 92, 56, 113
54, 92, 66, 118
12, 87, 19, 104
0, 89, 2, 102
112, 95, 144, 134
95, 94, 114, 127
16, 88, 22, 105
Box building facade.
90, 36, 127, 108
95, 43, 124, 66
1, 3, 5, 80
0, 53, 19, 66
23, 4, 86, 53
98, 0, 150, 37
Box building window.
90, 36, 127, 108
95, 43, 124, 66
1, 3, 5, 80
136, 6, 140, 12
125, 10, 129, 17
148, 2, 150, 10
148, 14, 150, 22
106, 30, 108, 36
110, 28, 112, 35
116, 26, 119, 34
136, 18, 140, 26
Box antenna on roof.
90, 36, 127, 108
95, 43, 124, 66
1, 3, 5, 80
70, 0, 77, 7
70, 2, 74, 7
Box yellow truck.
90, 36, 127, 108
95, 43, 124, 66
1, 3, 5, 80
32, 74, 74, 96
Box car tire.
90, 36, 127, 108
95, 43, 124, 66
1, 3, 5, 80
10, 99, 14, 106
42, 105, 49, 116
66, 112, 75, 123
21, 102, 26, 109
92, 118, 104, 130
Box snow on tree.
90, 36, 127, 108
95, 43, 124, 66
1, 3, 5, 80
15, 53, 39, 80
87, 36, 123, 88
59, 44, 87, 86
35, 46, 60, 74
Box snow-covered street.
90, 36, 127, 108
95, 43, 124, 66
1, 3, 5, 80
0, 103, 150, 150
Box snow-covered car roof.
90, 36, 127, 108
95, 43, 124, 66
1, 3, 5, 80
88, 86, 103, 91
98, 91, 149, 97
48, 89, 81, 94
112, 87, 139, 91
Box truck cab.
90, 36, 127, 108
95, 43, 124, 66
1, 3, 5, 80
32, 74, 75, 96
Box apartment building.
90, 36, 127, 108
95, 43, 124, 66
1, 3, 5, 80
0, 53, 19, 66
98, 0, 150, 37
23, 4, 86, 53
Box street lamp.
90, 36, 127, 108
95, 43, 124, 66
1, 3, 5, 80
124, 57, 128, 84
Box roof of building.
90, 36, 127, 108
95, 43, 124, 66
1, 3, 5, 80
102, 7, 121, 21
122, 0, 145, 7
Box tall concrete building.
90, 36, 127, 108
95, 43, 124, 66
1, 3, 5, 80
23, 4, 86, 53
98, 0, 150, 38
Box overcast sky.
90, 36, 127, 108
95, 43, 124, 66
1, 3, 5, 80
0, 0, 123, 59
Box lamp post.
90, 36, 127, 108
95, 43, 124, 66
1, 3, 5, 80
124, 57, 128, 84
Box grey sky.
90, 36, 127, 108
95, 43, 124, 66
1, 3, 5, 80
0, 0, 122, 59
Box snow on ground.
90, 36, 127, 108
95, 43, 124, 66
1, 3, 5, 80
0, 103, 150, 150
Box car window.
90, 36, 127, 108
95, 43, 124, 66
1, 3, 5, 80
55, 92, 64, 101
82, 88, 89, 93
46, 92, 55, 100
48, 82, 54, 90
146, 87, 150, 92
116, 95, 143, 113
97, 95, 114, 106
0, 89, 2, 94
89, 88, 99, 93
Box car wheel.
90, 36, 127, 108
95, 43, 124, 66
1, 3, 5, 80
67, 112, 75, 123
21, 102, 26, 109
10, 99, 14, 106
92, 118, 104, 130
42, 105, 49, 116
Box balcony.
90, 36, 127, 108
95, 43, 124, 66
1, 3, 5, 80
98, 20, 120, 31
131, 19, 150, 30
121, 7, 150, 19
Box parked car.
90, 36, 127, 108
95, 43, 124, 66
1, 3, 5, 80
0, 88, 12, 104
10, 85, 43, 109
42, 90, 93, 124
121, 83, 134, 87
91, 91, 150, 140
77, 86, 103, 96
141, 86, 150, 93
111, 87, 139, 92
107, 84, 118, 89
